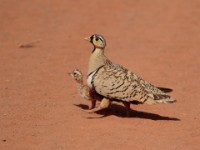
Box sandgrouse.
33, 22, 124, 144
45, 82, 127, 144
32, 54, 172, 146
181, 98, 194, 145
69, 69, 173, 110
85, 34, 176, 116
69, 69, 102, 109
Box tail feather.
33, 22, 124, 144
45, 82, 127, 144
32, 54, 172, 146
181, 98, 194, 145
155, 97, 177, 104
157, 87, 173, 93
145, 94, 177, 104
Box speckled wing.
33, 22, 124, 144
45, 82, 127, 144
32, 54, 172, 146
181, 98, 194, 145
91, 64, 176, 104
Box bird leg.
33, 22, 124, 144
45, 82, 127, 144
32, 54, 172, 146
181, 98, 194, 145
89, 89, 103, 110
122, 102, 131, 117
89, 99, 96, 109
85, 98, 111, 113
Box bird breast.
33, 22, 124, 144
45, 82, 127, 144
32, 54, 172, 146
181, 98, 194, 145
87, 70, 97, 88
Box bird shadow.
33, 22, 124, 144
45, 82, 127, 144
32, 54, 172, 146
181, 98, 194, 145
74, 103, 180, 121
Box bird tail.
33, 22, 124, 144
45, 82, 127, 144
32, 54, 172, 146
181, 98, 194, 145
145, 94, 177, 104
157, 87, 173, 93
155, 96, 177, 104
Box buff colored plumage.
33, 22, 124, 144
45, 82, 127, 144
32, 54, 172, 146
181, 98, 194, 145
69, 68, 173, 113
85, 34, 176, 116
69, 69, 102, 109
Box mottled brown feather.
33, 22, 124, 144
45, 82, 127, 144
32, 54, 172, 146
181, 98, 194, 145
91, 64, 176, 104
87, 35, 176, 105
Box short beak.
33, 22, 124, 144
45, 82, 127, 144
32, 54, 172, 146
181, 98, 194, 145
84, 37, 90, 41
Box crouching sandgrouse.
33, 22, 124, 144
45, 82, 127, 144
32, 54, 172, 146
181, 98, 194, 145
84, 34, 176, 116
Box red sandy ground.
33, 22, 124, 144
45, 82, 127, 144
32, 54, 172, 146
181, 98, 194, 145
1, 0, 200, 150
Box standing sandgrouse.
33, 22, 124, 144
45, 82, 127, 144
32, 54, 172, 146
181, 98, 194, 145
85, 34, 176, 116
69, 69, 173, 110
69, 69, 102, 109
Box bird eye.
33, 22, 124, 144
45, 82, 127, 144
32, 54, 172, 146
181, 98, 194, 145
96, 38, 99, 41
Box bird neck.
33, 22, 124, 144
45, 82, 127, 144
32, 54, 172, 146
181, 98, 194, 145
76, 80, 84, 89
76, 79, 83, 84
88, 48, 109, 75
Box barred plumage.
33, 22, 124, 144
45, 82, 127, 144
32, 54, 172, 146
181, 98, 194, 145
84, 34, 176, 116
91, 64, 175, 104
69, 68, 173, 110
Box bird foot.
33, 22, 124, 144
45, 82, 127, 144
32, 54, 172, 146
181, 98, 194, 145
82, 98, 111, 115
83, 107, 102, 113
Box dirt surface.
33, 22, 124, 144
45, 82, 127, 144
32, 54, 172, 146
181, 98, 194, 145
1, 0, 200, 150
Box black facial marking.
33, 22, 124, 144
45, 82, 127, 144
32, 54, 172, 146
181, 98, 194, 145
98, 37, 103, 42
92, 45, 95, 53
90, 34, 105, 53
90, 35, 94, 42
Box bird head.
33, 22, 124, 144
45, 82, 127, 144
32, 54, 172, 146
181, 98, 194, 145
84, 34, 106, 49
68, 69, 83, 83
